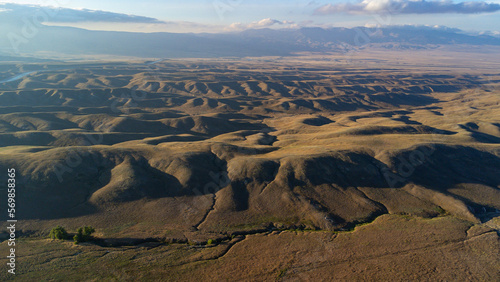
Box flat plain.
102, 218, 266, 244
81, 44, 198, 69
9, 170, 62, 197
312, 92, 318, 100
0, 48, 499, 280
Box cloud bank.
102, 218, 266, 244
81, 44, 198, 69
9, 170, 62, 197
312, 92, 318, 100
228, 18, 297, 30
0, 3, 163, 23
314, 0, 500, 14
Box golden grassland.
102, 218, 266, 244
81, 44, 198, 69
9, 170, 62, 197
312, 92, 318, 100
0, 50, 499, 280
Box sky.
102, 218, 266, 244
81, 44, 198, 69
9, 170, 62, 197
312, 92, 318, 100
0, 0, 499, 33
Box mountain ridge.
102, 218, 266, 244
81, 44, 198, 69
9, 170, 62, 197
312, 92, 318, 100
1, 25, 500, 59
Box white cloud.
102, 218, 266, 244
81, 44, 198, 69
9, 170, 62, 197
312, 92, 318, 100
0, 3, 232, 33
0, 3, 163, 23
314, 0, 500, 15
228, 18, 298, 31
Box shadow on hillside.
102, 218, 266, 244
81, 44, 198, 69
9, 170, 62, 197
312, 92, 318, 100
393, 145, 500, 191
1, 143, 498, 223
389, 145, 500, 217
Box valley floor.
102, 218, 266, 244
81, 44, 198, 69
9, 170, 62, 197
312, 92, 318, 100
1, 214, 499, 281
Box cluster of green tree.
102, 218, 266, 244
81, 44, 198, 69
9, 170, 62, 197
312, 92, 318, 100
49, 226, 68, 240
73, 226, 95, 244
49, 226, 95, 244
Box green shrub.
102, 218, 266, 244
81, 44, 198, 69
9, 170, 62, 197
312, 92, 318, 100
73, 226, 96, 244
49, 226, 68, 240
73, 230, 83, 244
81, 226, 95, 240
207, 239, 213, 245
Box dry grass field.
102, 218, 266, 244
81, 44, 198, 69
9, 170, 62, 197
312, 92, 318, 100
0, 48, 499, 280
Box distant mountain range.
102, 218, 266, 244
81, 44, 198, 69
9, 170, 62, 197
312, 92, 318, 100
1, 24, 499, 59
